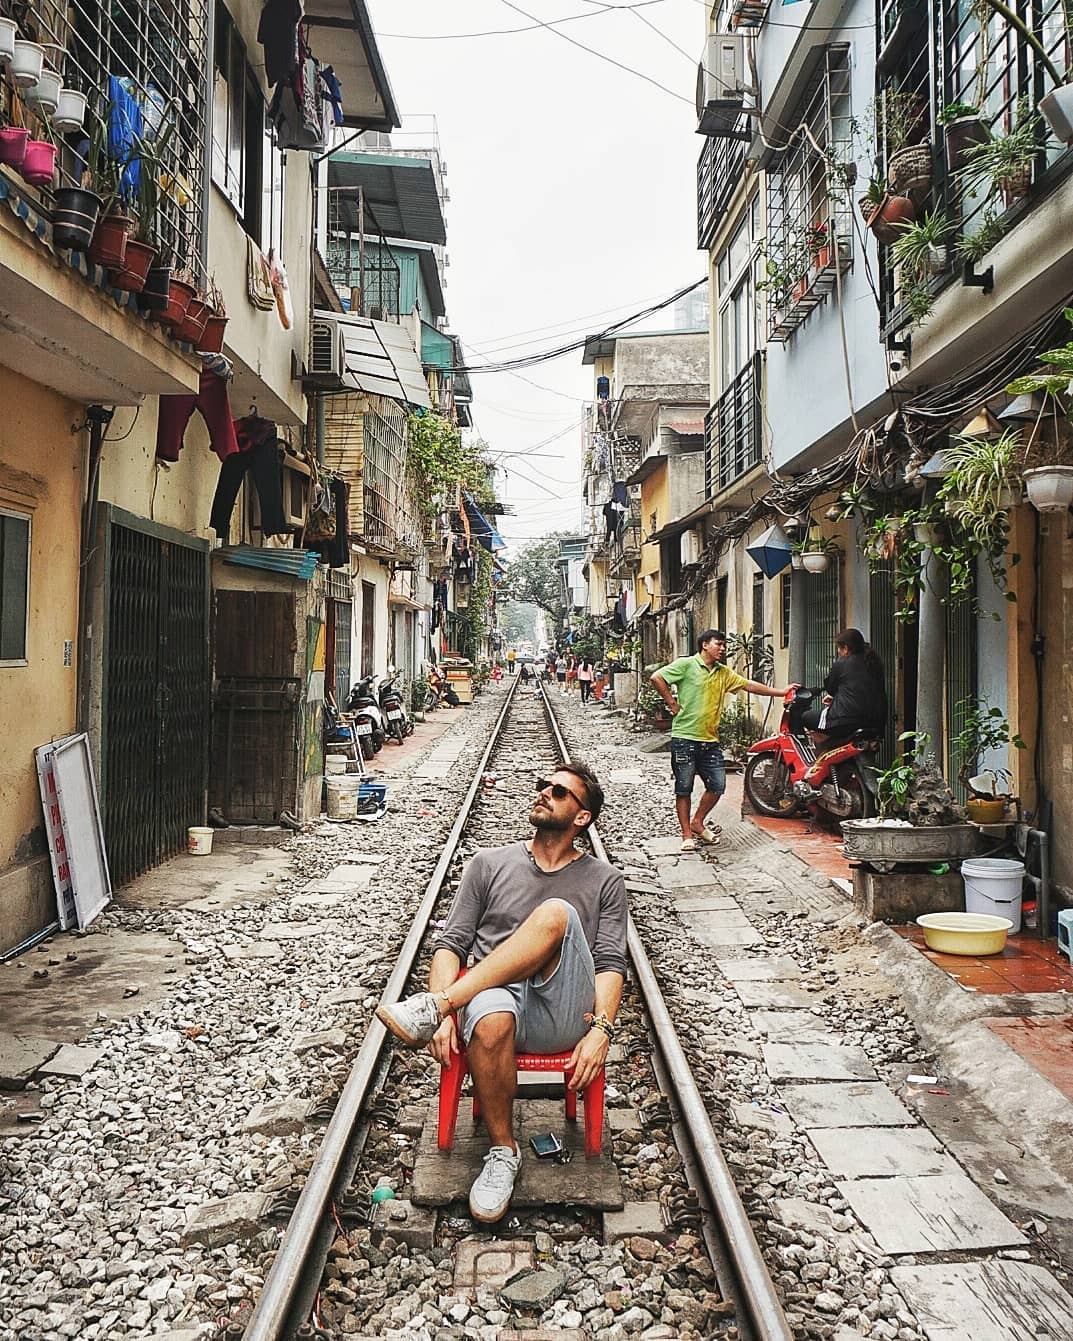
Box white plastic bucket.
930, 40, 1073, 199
961, 858, 1025, 933
324, 754, 347, 775
188, 826, 214, 856
326, 776, 360, 820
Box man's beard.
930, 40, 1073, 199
529, 805, 572, 832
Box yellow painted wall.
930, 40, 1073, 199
0, 368, 82, 951
639, 463, 669, 595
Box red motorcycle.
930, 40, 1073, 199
744, 686, 881, 823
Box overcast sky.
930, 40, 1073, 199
366, 0, 706, 552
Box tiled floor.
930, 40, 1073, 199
983, 1016, 1073, 1100
728, 772, 851, 881
894, 924, 1073, 994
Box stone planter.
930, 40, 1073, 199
841, 820, 979, 869
1024, 465, 1073, 512
802, 552, 829, 574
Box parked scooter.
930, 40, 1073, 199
378, 668, 414, 744
346, 674, 386, 759
744, 686, 881, 824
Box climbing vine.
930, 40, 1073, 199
406, 411, 490, 532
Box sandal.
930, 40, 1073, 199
679, 838, 698, 853
691, 825, 722, 844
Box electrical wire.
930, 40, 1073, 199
379, 0, 669, 39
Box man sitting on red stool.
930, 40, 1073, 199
376, 764, 626, 1222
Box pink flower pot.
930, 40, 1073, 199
0, 127, 29, 170
20, 139, 57, 187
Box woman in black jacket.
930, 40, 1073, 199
802, 628, 887, 743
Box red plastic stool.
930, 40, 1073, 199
437, 1043, 605, 1158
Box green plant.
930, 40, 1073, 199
939, 101, 982, 123
877, 732, 966, 822
410, 675, 429, 714
720, 697, 767, 764
903, 282, 937, 325
131, 119, 176, 244
726, 629, 774, 685
876, 731, 930, 816
956, 99, 1042, 200
883, 85, 926, 154
951, 698, 1025, 790
637, 684, 667, 720
82, 110, 124, 208
937, 428, 1021, 547
891, 209, 955, 281
406, 410, 491, 534
954, 210, 1007, 261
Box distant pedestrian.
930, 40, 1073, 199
519, 661, 531, 686
651, 629, 789, 853
565, 654, 577, 694
555, 653, 567, 694
578, 658, 593, 703
507, 648, 517, 675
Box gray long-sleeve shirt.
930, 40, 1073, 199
432, 841, 628, 978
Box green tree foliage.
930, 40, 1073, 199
406, 411, 491, 531
500, 533, 574, 634
499, 600, 539, 647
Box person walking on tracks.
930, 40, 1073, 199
577, 657, 593, 703
554, 652, 567, 695
375, 764, 626, 1223
507, 647, 517, 675
651, 630, 789, 853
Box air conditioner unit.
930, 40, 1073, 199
680, 527, 703, 568
696, 34, 746, 137
308, 316, 346, 385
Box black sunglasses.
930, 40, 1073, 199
535, 776, 588, 809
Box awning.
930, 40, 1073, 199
333, 313, 432, 407
626, 453, 670, 486
388, 593, 428, 611
463, 492, 506, 552
328, 153, 447, 245
648, 499, 713, 544
304, 1, 400, 130
660, 408, 706, 434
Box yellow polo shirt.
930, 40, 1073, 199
656, 654, 749, 742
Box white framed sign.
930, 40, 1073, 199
35, 733, 111, 930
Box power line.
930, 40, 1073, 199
379, 0, 668, 39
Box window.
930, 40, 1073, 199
716, 205, 759, 393
213, 3, 284, 250
780, 571, 791, 648
0, 509, 30, 665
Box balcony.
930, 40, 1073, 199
697, 131, 747, 251
705, 354, 762, 496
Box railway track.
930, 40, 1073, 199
238, 677, 791, 1341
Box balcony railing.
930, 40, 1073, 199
705, 353, 762, 496
6, 0, 210, 267
697, 130, 747, 251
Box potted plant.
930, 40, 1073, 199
1004, 312, 1073, 508
52, 86, 87, 135
940, 102, 990, 171
85, 113, 133, 270
952, 698, 1025, 821
884, 85, 932, 194
10, 37, 44, 89
637, 683, 671, 730
801, 537, 835, 573
174, 284, 211, 344
0, 17, 16, 68
868, 190, 917, 244
198, 280, 228, 352
20, 120, 57, 189
113, 122, 174, 292
891, 207, 954, 279
937, 427, 1022, 543
956, 99, 1042, 203
954, 209, 1006, 264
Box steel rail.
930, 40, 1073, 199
538, 683, 794, 1341
242, 678, 522, 1341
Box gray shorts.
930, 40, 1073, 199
460, 901, 596, 1054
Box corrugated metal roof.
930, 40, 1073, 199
336, 314, 432, 407
329, 154, 447, 245
220, 546, 321, 580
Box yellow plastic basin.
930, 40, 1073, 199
916, 912, 1013, 956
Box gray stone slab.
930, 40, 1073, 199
763, 1042, 876, 1082
370, 1197, 436, 1250
645, 837, 689, 856
304, 863, 377, 892
260, 921, 325, 940
679, 907, 753, 929
322, 985, 370, 1006
243, 1096, 312, 1135
749, 1010, 832, 1042
890, 1261, 1072, 1341
293, 1028, 348, 1054
734, 981, 816, 1008
717, 956, 801, 981
36, 1043, 103, 1079
183, 1192, 271, 1246
690, 924, 764, 947
411, 1099, 623, 1210
293, 889, 353, 909
221, 942, 282, 961
0, 1033, 60, 1090
415, 761, 452, 779
453, 1238, 534, 1291
732, 1101, 795, 1138
608, 769, 645, 784
672, 895, 737, 912
652, 860, 720, 890
836, 1173, 1026, 1254
808, 1127, 953, 1179
778, 1082, 917, 1129
603, 1201, 672, 1243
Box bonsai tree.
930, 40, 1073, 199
877, 732, 967, 824
951, 697, 1025, 792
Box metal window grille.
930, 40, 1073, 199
764, 45, 853, 342
0, 508, 30, 663
803, 555, 841, 686
879, 0, 1071, 333
697, 131, 747, 250
12, 0, 210, 266
325, 188, 402, 319
705, 352, 762, 495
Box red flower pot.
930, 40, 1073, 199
815, 244, 831, 269
89, 213, 133, 270
159, 276, 196, 327
111, 238, 157, 293
197, 313, 228, 353
175, 298, 210, 345
20, 138, 56, 187
0, 127, 29, 170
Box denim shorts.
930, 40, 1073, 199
671, 738, 726, 798
460, 901, 596, 1054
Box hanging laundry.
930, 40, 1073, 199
309, 478, 350, 568
210, 416, 287, 537
258, 0, 302, 87
602, 501, 618, 544
452, 537, 475, 581
320, 65, 345, 126
270, 25, 325, 150
156, 369, 239, 463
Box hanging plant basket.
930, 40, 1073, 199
0, 127, 29, 170
112, 238, 157, 293
198, 312, 229, 353
944, 115, 990, 171
25, 67, 61, 117
52, 88, 88, 134
1040, 85, 1073, 146
20, 139, 57, 187
888, 143, 932, 195
0, 18, 17, 68
89, 212, 133, 270
10, 39, 44, 89
997, 165, 1032, 200
913, 521, 942, 546
1024, 465, 1073, 512
790, 553, 805, 570
52, 187, 102, 251
801, 552, 830, 574
868, 195, 916, 244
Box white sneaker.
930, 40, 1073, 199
375, 992, 443, 1047
469, 1144, 522, 1222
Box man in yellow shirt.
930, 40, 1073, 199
651, 630, 789, 852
